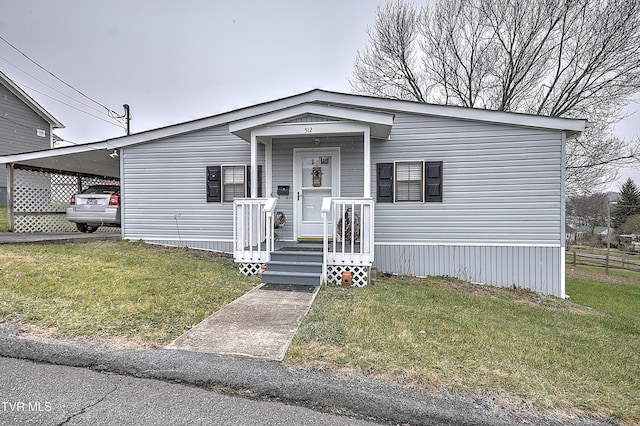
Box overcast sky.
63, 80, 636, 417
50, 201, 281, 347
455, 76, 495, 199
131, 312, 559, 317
1, 0, 638, 190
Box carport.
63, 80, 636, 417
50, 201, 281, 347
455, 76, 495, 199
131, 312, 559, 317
0, 142, 121, 233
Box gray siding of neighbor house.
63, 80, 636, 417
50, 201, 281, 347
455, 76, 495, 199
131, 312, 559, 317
0, 83, 52, 203
370, 112, 564, 296
121, 124, 263, 245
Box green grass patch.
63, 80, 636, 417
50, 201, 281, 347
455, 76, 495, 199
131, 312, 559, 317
287, 271, 640, 423
2, 238, 638, 421
0, 205, 8, 232
0, 240, 256, 344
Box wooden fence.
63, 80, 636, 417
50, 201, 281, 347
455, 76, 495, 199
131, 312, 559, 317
566, 251, 640, 273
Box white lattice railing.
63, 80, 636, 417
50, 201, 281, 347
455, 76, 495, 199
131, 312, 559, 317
233, 198, 277, 264
10, 167, 119, 233
321, 198, 374, 284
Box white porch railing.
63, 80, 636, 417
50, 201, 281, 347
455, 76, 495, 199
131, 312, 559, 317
233, 197, 277, 264
321, 197, 375, 283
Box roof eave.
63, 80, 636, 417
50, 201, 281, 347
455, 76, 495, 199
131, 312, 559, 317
228, 102, 395, 141
306, 90, 588, 134
54, 88, 587, 150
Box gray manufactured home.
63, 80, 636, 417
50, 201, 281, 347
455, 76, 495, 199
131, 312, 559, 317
0, 90, 586, 297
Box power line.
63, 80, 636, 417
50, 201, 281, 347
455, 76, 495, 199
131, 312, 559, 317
14, 80, 125, 129
0, 35, 121, 117
0, 54, 112, 117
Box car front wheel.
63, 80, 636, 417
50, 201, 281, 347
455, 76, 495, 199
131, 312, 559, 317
76, 223, 99, 233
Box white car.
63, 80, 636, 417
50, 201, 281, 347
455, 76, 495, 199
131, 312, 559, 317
66, 185, 121, 233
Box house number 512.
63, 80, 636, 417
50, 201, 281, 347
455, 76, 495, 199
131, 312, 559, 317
304, 127, 313, 135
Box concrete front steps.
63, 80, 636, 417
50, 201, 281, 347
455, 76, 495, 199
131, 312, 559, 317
261, 248, 323, 287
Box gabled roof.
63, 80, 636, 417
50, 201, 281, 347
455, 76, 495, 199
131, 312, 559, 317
229, 103, 395, 141
0, 70, 64, 129
575, 226, 608, 234
0, 89, 587, 177
101, 89, 586, 148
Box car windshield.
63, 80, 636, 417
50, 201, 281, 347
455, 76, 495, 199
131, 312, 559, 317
81, 185, 120, 195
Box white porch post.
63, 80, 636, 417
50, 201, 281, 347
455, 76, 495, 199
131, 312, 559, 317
250, 132, 258, 198
363, 127, 371, 198
6, 163, 14, 232
265, 139, 272, 196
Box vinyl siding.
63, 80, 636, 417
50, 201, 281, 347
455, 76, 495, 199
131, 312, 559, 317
122, 125, 263, 242
371, 113, 563, 246
374, 244, 563, 297
270, 135, 364, 240
0, 83, 52, 199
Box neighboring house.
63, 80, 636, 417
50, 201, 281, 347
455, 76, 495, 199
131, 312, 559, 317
575, 225, 608, 242
0, 70, 64, 204
566, 224, 577, 244
0, 90, 586, 297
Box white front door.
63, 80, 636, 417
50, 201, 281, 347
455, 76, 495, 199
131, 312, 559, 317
294, 148, 340, 239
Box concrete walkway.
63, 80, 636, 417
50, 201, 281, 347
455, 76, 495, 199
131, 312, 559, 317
0, 232, 316, 361
166, 284, 320, 361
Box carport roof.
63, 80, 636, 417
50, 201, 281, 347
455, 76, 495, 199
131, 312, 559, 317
0, 142, 120, 177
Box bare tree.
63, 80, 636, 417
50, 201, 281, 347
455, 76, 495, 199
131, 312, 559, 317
419, 0, 497, 108
567, 193, 610, 235
351, 0, 640, 193
352, 0, 425, 102
565, 125, 639, 195
620, 214, 640, 235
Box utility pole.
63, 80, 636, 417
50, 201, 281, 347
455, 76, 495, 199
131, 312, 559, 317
123, 104, 131, 135
606, 202, 612, 274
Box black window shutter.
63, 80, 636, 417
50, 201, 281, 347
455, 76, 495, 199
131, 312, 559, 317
425, 161, 443, 202
246, 165, 263, 197
206, 166, 221, 202
377, 163, 394, 202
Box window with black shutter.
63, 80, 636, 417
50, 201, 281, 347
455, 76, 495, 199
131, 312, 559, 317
206, 166, 221, 202
377, 163, 394, 202
425, 161, 443, 202
395, 161, 424, 202
222, 165, 246, 202
207, 164, 263, 203
376, 161, 443, 203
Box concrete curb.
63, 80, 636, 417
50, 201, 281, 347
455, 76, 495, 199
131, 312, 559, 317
0, 232, 120, 245
0, 331, 616, 426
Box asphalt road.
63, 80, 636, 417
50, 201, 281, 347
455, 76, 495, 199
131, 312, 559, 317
0, 330, 619, 426
0, 356, 377, 426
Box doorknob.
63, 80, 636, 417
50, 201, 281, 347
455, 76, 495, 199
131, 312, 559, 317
297, 192, 301, 201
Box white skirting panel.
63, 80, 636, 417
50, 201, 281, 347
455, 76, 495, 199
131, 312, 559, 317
374, 244, 563, 297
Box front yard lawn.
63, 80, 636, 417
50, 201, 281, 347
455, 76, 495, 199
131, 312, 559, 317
0, 240, 637, 423
0, 240, 256, 344
287, 268, 640, 423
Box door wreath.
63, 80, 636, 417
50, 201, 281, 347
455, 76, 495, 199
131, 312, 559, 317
311, 166, 323, 187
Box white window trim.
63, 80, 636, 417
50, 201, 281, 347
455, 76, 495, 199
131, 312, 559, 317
393, 160, 425, 203
221, 164, 247, 203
